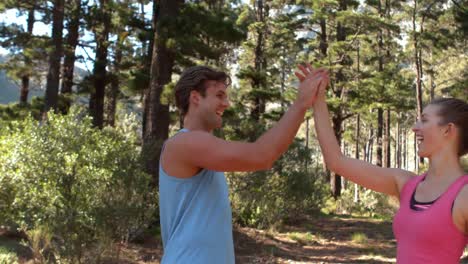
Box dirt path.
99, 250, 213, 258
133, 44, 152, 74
3, 215, 468, 263
100, 215, 398, 264
233, 215, 396, 264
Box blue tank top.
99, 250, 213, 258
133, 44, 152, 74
159, 129, 235, 264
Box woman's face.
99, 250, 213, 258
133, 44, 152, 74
412, 104, 453, 158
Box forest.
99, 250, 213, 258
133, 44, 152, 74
0, 0, 467, 263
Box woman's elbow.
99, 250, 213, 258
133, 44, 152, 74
324, 154, 344, 173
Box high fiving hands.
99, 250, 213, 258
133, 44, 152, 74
294, 63, 330, 108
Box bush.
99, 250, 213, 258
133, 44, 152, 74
228, 141, 329, 228
0, 107, 156, 263
0, 248, 19, 264
328, 185, 396, 219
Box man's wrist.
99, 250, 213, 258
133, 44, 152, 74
292, 99, 309, 113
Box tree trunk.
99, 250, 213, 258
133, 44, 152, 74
20, 4, 35, 104
414, 133, 418, 172
354, 42, 361, 203
384, 108, 391, 167
429, 49, 435, 101
376, 0, 384, 168
142, 0, 158, 138
142, 0, 183, 182
61, 0, 81, 110
413, 0, 424, 165
90, 0, 111, 128
20, 76, 30, 105
251, 0, 268, 122
331, 111, 343, 198
44, 0, 64, 113
105, 41, 122, 127
354, 114, 360, 203
403, 127, 408, 170
329, 0, 350, 198
280, 47, 287, 111
305, 117, 310, 171
319, 18, 328, 58
366, 125, 374, 163
396, 114, 401, 168
376, 108, 383, 166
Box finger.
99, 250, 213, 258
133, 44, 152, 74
295, 71, 306, 82
309, 69, 326, 79
312, 80, 323, 100
315, 68, 327, 75
297, 64, 310, 77
306, 63, 316, 75
320, 77, 330, 90
313, 71, 326, 80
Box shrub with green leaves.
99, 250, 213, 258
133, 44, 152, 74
228, 141, 329, 228
333, 186, 396, 219
0, 248, 19, 264
0, 107, 156, 262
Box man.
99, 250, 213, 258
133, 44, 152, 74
159, 65, 327, 263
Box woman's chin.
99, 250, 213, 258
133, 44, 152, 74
417, 151, 429, 158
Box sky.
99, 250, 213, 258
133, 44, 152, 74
0, 9, 50, 48
0, 9, 93, 71
0, 4, 152, 72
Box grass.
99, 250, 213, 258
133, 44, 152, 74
351, 232, 368, 244
287, 231, 321, 245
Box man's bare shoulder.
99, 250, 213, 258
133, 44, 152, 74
161, 131, 214, 177
165, 130, 214, 150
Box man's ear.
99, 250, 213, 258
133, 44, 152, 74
190, 90, 201, 106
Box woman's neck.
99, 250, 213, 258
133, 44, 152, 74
427, 148, 465, 180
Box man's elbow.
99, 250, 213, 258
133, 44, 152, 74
250, 153, 275, 171
259, 159, 274, 171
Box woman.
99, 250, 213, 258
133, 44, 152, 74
297, 65, 468, 263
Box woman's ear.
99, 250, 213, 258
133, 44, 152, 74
444, 123, 456, 137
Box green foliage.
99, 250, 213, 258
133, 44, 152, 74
0, 97, 43, 121
175, 2, 247, 67
0, 95, 73, 122
0, 247, 19, 264
229, 141, 329, 228
350, 232, 368, 244
26, 226, 54, 263
287, 231, 316, 244
327, 186, 396, 219
0, 106, 156, 262
461, 156, 468, 171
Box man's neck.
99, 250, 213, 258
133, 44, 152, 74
183, 116, 212, 133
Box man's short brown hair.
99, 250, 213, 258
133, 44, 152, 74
175, 66, 230, 116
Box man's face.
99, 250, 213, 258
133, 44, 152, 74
196, 80, 230, 130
